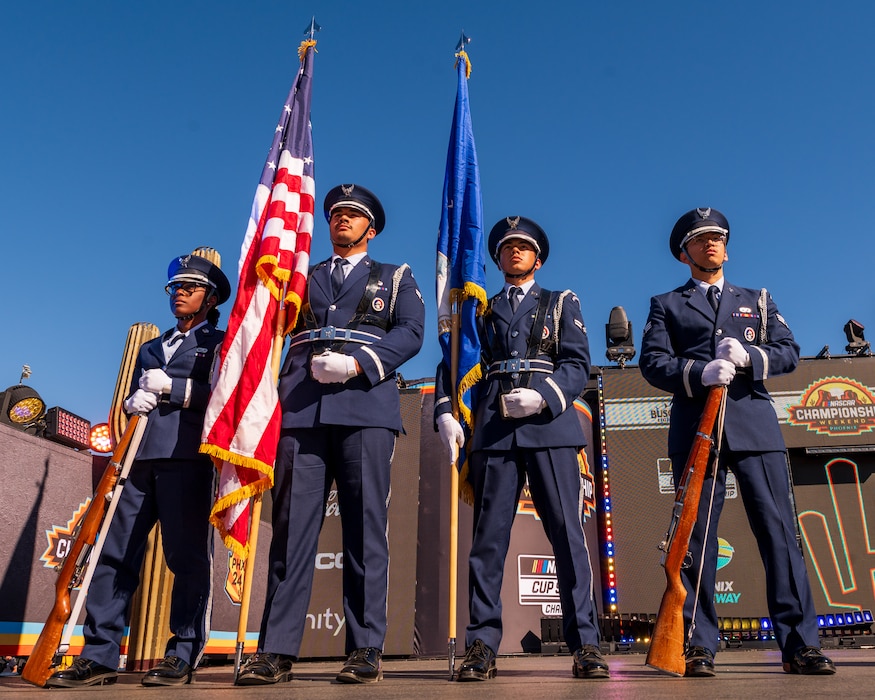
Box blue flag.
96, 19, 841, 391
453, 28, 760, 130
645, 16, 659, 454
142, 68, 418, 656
436, 51, 486, 430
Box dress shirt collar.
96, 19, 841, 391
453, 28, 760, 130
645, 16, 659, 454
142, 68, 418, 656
692, 277, 724, 297
331, 252, 366, 270
503, 279, 535, 297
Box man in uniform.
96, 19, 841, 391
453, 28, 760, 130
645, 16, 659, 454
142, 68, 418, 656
639, 207, 835, 677
47, 254, 230, 687
236, 184, 424, 686
435, 217, 608, 681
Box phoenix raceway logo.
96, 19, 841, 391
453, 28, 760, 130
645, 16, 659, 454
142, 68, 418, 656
798, 458, 875, 613
787, 377, 875, 436
518, 554, 563, 616
40, 500, 89, 570
714, 537, 741, 605
517, 450, 596, 521
714, 537, 740, 604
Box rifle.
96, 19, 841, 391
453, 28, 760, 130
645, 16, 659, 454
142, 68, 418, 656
645, 385, 726, 676
22, 414, 148, 687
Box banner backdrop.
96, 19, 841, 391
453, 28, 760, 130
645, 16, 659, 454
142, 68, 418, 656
600, 355, 875, 624
596, 367, 770, 620
3, 355, 873, 659
768, 356, 875, 616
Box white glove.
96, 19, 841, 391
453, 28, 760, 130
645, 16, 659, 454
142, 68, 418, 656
716, 337, 752, 368
124, 389, 159, 414
139, 368, 173, 394
502, 388, 546, 419
311, 351, 358, 384
436, 414, 465, 463
702, 359, 736, 386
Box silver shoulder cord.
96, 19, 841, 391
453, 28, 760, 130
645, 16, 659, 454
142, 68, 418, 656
687, 388, 728, 643
757, 288, 768, 344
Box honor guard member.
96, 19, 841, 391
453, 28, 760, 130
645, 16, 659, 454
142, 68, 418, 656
47, 254, 230, 688
640, 208, 835, 677
237, 184, 424, 686
435, 217, 608, 681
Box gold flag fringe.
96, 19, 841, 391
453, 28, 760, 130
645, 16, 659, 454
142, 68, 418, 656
298, 39, 317, 61
455, 49, 472, 78
256, 254, 290, 301
450, 281, 486, 505
201, 443, 274, 559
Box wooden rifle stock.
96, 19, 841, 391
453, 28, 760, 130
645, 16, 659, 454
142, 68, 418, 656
22, 415, 143, 687
645, 386, 726, 676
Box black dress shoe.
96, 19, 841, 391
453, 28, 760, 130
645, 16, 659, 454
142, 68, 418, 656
336, 647, 383, 683
572, 644, 610, 678
684, 646, 716, 677
44, 657, 118, 688
456, 639, 496, 681
235, 652, 294, 686
783, 646, 836, 675
141, 655, 193, 686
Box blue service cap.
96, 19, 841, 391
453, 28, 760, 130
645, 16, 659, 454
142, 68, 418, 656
488, 216, 550, 264
167, 254, 231, 304
323, 184, 386, 234
670, 207, 730, 260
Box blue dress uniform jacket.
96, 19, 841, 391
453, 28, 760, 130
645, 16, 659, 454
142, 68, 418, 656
279, 256, 424, 430
133, 325, 224, 459
639, 280, 820, 661
435, 284, 600, 655
640, 280, 799, 455
80, 323, 222, 671
436, 284, 590, 450
259, 255, 424, 658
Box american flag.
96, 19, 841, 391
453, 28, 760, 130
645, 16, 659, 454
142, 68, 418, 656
201, 40, 316, 557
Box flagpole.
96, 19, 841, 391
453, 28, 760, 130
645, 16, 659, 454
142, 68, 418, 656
443, 33, 477, 681
205, 23, 318, 683
448, 289, 462, 680
232, 303, 288, 679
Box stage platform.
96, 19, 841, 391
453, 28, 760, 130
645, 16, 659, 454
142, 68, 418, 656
2, 647, 874, 699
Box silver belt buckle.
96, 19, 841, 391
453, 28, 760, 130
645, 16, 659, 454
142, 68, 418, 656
505, 358, 521, 373
322, 326, 336, 340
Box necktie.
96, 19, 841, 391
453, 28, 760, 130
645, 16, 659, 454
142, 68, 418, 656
164, 332, 186, 362
509, 286, 522, 313
331, 258, 349, 297
707, 285, 720, 312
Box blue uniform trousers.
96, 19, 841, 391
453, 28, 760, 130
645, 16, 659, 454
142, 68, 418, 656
676, 448, 819, 661
466, 446, 599, 654
81, 457, 215, 669
259, 426, 395, 656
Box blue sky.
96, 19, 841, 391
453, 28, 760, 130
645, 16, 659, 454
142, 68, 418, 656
2, 1, 873, 427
